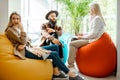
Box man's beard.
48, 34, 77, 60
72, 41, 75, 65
48, 19, 57, 25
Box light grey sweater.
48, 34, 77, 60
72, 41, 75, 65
81, 16, 105, 43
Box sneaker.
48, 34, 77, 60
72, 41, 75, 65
53, 73, 68, 79
59, 71, 67, 76
69, 75, 84, 80
69, 67, 78, 74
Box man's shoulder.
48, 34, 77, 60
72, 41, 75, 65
42, 22, 49, 25
41, 22, 49, 27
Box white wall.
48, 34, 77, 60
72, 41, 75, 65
117, 0, 120, 79
0, 0, 21, 33
9, 0, 21, 15
0, 0, 9, 33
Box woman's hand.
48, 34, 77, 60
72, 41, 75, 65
30, 47, 51, 57
32, 50, 42, 57
18, 22, 24, 32
32, 47, 51, 54
77, 35, 82, 39
76, 33, 83, 36
17, 44, 26, 51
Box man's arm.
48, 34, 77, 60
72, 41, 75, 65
56, 26, 62, 36
41, 24, 51, 38
40, 24, 62, 46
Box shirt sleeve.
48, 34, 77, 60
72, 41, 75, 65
40, 24, 51, 38
5, 28, 27, 44
56, 26, 62, 36
81, 17, 103, 39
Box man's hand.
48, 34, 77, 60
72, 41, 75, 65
47, 28, 55, 33
42, 31, 50, 38
52, 38, 62, 46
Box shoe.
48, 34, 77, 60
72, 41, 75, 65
14, 50, 26, 60
69, 67, 78, 74
53, 73, 68, 79
69, 75, 84, 80
14, 47, 26, 60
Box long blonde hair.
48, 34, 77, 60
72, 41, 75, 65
5, 12, 21, 32
89, 3, 105, 25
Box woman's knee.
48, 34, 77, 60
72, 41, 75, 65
70, 41, 74, 46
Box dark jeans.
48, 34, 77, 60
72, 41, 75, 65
43, 41, 63, 58
25, 44, 69, 74
43, 33, 63, 58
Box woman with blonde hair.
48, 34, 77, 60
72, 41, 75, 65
68, 3, 106, 71
5, 12, 84, 80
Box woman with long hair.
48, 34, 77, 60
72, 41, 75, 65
68, 3, 105, 71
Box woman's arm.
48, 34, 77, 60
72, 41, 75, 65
81, 16, 104, 39
5, 28, 27, 44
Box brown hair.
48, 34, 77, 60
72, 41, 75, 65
5, 12, 21, 32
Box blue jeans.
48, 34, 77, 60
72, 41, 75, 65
25, 44, 69, 74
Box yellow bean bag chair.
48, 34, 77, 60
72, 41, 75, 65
0, 33, 53, 80
76, 32, 117, 77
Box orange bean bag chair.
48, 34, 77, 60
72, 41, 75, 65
76, 32, 117, 77
0, 33, 53, 80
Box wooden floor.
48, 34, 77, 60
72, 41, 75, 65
53, 75, 116, 80
53, 72, 116, 80
53, 63, 117, 80
80, 73, 116, 80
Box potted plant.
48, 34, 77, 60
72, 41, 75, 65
56, 0, 93, 34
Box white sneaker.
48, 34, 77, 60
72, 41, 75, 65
69, 67, 78, 74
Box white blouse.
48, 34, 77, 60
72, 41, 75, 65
81, 16, 105, 43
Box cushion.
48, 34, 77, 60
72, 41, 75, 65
0, 33, 53, 80
76, 32, 117, 77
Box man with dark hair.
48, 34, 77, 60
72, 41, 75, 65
39, 10, 84, 80
40, 10, 63, 59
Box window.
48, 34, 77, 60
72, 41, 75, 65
21, 0, 58, 45
57, 0, 117, 44
21, 0, 116, 45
